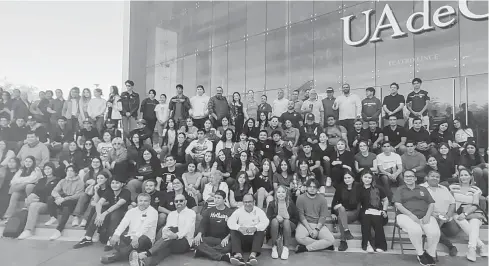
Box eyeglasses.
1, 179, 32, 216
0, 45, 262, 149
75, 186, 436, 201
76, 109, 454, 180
85, 143, 92, 146
113, 143, 122, 145
404, 175, 415, 178
406, 145, 414, 148
174, 199, 185, 203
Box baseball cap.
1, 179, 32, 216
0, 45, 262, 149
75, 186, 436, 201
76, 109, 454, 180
26, 115, 36, 122
326, 87, 334, 92
106, 119, 115, 124
215, 190, 226, 200
306, 113, 315, 120
83, 118, 93, 124
137, 119, 147, 125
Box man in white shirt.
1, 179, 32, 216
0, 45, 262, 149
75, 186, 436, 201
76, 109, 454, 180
272, 89, 289, 118
376, 141, 403, 201
134, 194, 196, 266
227, 194, 269, 265
99, 193, 158, 264
332, 83, 362, 133
190, 85, 210, 129
155, 94, 169, 137
301, 89, 324, 125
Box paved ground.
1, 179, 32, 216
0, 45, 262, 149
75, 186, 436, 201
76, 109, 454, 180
1, 239, 487, 266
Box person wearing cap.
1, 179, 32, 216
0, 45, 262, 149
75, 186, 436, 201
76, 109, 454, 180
194, 189, 233, 262
407, 78, 430, 129
271, 89, 289, 118
87, 88, 107, 135
332, 83, 362, 133
49, 116, 74, 157
322, 87, 338, 125
26, 115, 49, 144
361, 87, 382, 128
129, 119, 153, 146
121, 80, 140, 140
73, 175, 131, 250
301, 89, 324, 126
77, 118, 101, 147
104, 119, 122, 139
301, 113, 323, 147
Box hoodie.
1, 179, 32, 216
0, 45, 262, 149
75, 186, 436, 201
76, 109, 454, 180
87, 97, 107, 119
17, 141, 50, 167
51, 175, 84, 201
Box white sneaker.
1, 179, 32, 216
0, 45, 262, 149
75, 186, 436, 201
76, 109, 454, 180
50, 230, 62, 241
79, 219, 87, 227
366, 243, 374, 253
129, 250, 140, 266
375, 248, 385, 253
92, 232, 100, 243
479, 244, 488, 257
17, 230, 33, 240
280, 247, 289, 260
71, 217, 79, 227
326, 177, 332, 187
271, 246, 278, 259
467, 246, 477, 262
45, 217, 58, 226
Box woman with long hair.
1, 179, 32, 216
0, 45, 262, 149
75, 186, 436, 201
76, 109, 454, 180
435, 142, 458, 185
57, 141, 84, 175
273, 159, 294, 191
215, 128, 236, 157
250, 158, 274, 209
0, 91, 12, 119
81, 139, 100, 169
140, 89, 159, 135
459, 141, 488, 196
106, 137, 127, 170
267, 185, 299, 260
330, 139, 355, 187
62, 87, 81, 133
106, 86, 122, 127
127, 147, 161, 201
1, 156, 42, 221
216, 116, 235, 139
182, 160, 202, 204
430, 121, 453, 151
78, 88, 92, 127
203, 119, 219, 143
17, 162, 62, 239
293, 159, 316, 201
449, 169, 488, 261
160, 118, 177, 159
257, 111, 269, 131
0, 158, 21, 218
453, 118, 474, 149
169, 132, 189, 166
358, 169, 388, 253
242, 118, 259, 141
229, 171, 253, 208
231, 150, 257, 181
197, 151, 217, 190
230, 92, 247, 139
247, 139, 262, 168
215, 149, 233, 186
331, 170, 361, 251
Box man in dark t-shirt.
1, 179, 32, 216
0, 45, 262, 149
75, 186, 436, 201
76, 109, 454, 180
77, 118, 100, 144
297, 143, 324, 187
367, 120, 384, 153
382, 82, 405, 127
406, 78, 430, 129
383, 115, 407, 154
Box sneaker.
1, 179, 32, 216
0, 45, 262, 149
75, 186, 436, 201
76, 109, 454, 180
280, 247, 289, 260
101, 253, 117, 265
338, 241, 348, 251
375, 248, 385, 253
326, 177, 332, 187
104, 245, 114, 252
366, 243, 374, 253
448, 246, 458, 257
271, 246, 278, 259
417, 253, 430, 266
0, 219, 8, 225
193, 249, 204, 258
79, 219, 87, 227
45, 217, 58, 226
230, 256, 245, 266
73, 237, 93, 249
71, 217, 79, 227
17, 230, 32, 240
332, 223, 338, 233
467, 247, 477, 262
478, 244, 488, 257
247, 255, 258, 266
423, 251, 436, 265
296, 244, 308, 253
326, 245, 335, 251
49, 230, 62, 241
344, 230, 354, 240
220, 253, 231, 262
129, 250, 141, 266
92, 232, 100, 243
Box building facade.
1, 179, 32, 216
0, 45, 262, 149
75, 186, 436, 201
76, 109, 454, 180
125, 0, 488, 145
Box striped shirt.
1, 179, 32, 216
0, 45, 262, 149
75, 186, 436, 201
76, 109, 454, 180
448, 183, 481, 209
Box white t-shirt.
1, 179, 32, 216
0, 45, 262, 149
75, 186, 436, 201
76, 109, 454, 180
272, 98, 289, 117
190, 94, 210, 118
454, 128, 473, 144
334, 94, 362, 120
301, 99, 324, 123
376, 152, 402, 170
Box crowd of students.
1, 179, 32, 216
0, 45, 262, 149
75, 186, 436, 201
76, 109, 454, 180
0, 78, 487, 266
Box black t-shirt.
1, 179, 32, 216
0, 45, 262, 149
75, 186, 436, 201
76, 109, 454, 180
383, 125, 407, 146
149, 190, 164, 210
102, 188, 131, 209
429, 130, 453, 144
347, 128, 370, 147
406, 128, 430, 143
314, 144, 335, 160
199, 206, 234, 239
160, 166, 185, 190
78, 128, 100, 140
368, 127, 383, 144
30, 125, 49, 143
406, 90, 430, 117
8, 125, 29, 142
358, 185, 387, 210
280, 111, 303, 129
251, 172, 273, 193
298, 151, 321, 168
382, 94, 405, 119
256, 139, 275, 160
96, 186, 109, 198
159, 191, 196, 211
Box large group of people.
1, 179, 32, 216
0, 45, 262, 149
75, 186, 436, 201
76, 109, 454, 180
0, 78, 487, 266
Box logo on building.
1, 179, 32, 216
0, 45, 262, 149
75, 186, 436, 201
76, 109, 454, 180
341, 0, 488, 46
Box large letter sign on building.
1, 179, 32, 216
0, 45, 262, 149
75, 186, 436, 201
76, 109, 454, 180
342, 0, 488, 46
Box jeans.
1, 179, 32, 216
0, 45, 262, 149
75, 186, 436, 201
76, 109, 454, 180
47, 196, 77, 232
230, 230, 265, 254
335, 206, 359, 240
107, 235, 152, 262
122, 116, 137, 140
438, 219, 460, 248
72, 192, 92, 218
295, 222, 335, 251
94, 116, 105, 136
144, 237, 190, 266
454, 215, 485, 249
472, 167, 488, 196
196, 236, 231, 261
85, 208, 126, 239
67, 118, 79, 136
4, 183, 35, 218
270, 218, 296, 247
396, 214, 440, 257
25, 202, 48, 232
361, 212, 387, 250
338, 119, 355, 134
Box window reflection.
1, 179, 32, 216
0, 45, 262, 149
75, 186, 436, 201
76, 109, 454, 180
211, 45, 228, 92
197, 51, 211, 94
228, 1, 247, 42
289, 1, 313, 24
212, 1, 228, 47
289, 20, 314, 90
193, 2, 213, 52
247, 2, 266, 36
313, 1, 342, 17
267, 1, 288, 31
266, 27, 289, 91
464, 74, 488, 146
183, 55, 197, 95
228, 40, 246, 95
246, 34, 266, 91
460, 1, 488, 76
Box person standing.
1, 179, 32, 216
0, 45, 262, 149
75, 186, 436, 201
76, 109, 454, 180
382, 82, 405, 127
332, 83, 362, 133
207, 86, 230, 128
47, 89, 65, 128
168, 84, 191, 129
361, 87, 382, 128
87, 88, 107, 135
190, 85, 210, 129
62, 87, 81, 134
245, 90, 258, 122
140, 89, 159, 137
291, 89, 303, 114
321, 87, 338, 124
257, 95, 272, 120
106, 86, 122, 128
120, 80, 140, 140
272, 89, 289, 118
155, 94, 169, 138
78, 88, 92, 128
301, 89, 324, 126
230, 92, 247, 138
407, 78, 430, 129
11, 90, 30, 122
280, 100, 303, 129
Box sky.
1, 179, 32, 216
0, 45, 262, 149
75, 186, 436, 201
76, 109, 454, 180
0, 1, 124, 96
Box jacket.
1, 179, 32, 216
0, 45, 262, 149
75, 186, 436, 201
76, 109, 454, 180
266, 200, 300, 226
51, 175, 84, 201
120, 91, 140, 117
32, 176, 61, 203
208, 95, 230, 120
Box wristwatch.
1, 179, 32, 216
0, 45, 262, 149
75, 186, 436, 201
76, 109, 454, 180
463, 212, 469, 216
314, 227, 320, 232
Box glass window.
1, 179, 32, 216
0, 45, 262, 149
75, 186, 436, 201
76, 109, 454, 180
460, 1, 488, 76
342, 1, 376, 88
212, 1, 228, 47
266, 27, 289, 92
181, 5, 197, 56
413, 1, 459, 80
375, 1, 415, 86
313, 13, 343, 93
343, 1, 369, 8
183, 54, 197, 94
227, 39, 246, 95
196, 50, 211, 94
465, 74, 488, 146
289, 1, 313, 24
146, 66, 155, 93
379, 82, 411, 126
289, 20, 314, 91
313, 1, 342, 17
267, 1, 288, 31
211, 45, 228, 93
246, 34, 266, 91
228, 1, 247, 42
176, 58, 184, 85
247, 2, 266, 37
193, 1, 213, 52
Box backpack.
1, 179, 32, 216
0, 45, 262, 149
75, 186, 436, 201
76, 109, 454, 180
2, 209, 28, 238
